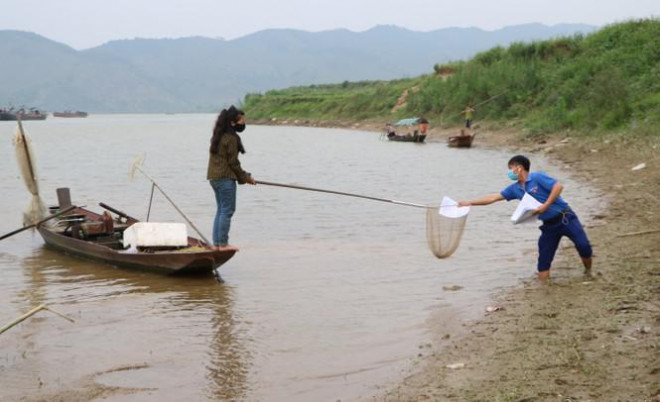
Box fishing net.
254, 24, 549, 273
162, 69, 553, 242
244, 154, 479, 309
425, 196, 469, 258
13, 124, 46, 225
128, 153, 146, 181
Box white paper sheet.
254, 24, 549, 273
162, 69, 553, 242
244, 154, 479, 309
439, 196, 470, 218
511, 193, 543, 224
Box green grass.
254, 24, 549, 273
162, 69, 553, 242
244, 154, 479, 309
243, 19, 660, 139
243, 78, 424, 121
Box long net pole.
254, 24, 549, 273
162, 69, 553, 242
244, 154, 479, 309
255, 180, 430, 208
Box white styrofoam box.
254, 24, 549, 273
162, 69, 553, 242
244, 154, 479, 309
122, 222, 188, 248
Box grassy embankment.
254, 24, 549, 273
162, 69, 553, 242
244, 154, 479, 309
243, 19, 660, 142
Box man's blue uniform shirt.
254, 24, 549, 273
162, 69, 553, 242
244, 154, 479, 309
500, 171, 569, 221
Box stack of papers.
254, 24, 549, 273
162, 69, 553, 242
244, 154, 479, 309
511, 193, 542, 224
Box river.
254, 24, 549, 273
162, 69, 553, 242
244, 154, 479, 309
0, 114, 602, 401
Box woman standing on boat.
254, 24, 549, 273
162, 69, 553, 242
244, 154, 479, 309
207, 106, 255, 251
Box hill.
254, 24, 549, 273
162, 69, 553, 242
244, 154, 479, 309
243, 19, 660, 137
0, 23, 595, 113
0, 31, 183, 112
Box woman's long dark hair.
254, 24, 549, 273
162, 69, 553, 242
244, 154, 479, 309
210, 106, 245, 154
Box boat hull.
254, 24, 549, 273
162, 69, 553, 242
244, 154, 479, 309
387, 134, 426, 143
0, 112, 48, 121
38, 227, 235, 275
37, 205, 236, 275
447, 134, 475, 148
53, 112, 88, 118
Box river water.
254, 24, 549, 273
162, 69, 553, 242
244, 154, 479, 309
0, 115, 602, 401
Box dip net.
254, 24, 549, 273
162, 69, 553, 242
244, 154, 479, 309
13, 121, 46, 225
425, 197, 470, 258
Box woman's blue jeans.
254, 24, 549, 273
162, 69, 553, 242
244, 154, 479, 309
210, 179, 236, 246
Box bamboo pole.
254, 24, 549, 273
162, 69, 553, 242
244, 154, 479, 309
255, 180, 431, 208
135, 166, 211, 245
454, 90, 510, 117
146, 182, 156, 222
0, 304, 75, 335
617, 229, 660, 238
0, 305, 46, 335
42, 306, 76, 323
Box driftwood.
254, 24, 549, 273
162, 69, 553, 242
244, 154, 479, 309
617, 229, 660, 238
0, 304, 75, 335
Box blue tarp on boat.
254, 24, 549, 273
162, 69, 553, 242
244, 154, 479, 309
394, 117, 419, 126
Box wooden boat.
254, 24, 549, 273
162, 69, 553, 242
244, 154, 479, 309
0, 107, 48, 121
385, 117, 428, 143
447, 130, 476, 148
37, 189, 236, 275
387, 132, 426, 143
53, 110, 88, 118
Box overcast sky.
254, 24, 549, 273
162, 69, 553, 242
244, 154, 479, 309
2, 0, 658, 49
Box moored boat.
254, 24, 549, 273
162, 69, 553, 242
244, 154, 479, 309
0, 107, 48, 121
387, 133, 427, 143
53, 110, 88, 118
447, 130, 476, 148
37, 188, 236, 275
384, 117, 428, 143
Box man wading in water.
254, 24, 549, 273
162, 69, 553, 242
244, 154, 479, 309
458, 155, 593, 280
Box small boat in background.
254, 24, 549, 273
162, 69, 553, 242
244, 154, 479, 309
388, 132, 426, 143
384, 117, 428, 143
38, 188, 236, 275
53, 110, 88, 118
447, 129, 476, 148
0, 107, 48, 121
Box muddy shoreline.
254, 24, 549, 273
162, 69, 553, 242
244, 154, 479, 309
258, 119, 659, 400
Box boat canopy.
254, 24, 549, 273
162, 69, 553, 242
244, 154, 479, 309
395, 117, 420, 126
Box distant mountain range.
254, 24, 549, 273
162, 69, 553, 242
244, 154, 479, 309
0, 24, 596, 113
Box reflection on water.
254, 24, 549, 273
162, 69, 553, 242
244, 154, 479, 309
3, 247, 250, 401
0, 115, 604, 401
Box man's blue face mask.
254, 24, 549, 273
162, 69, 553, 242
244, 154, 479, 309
507, 168, 519, 181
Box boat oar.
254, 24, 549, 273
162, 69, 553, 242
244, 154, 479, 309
255, 180, 430, 208
0, 205, 77, 241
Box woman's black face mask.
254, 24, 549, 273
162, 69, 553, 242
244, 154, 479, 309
234, 123, 246, 133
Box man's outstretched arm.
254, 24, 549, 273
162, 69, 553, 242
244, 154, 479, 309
459, 193, 505, 207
